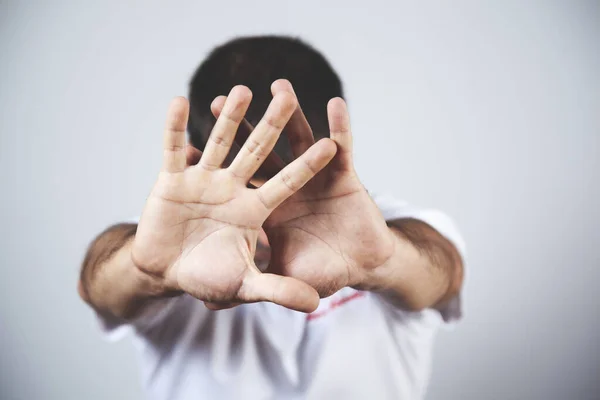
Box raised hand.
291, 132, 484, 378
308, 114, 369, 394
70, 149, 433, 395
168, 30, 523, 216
259, 80, 397, 298
131, 86, 337, 312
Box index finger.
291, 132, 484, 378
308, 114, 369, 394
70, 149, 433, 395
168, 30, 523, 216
257, 138, 337, 209
210, 95, 286, 180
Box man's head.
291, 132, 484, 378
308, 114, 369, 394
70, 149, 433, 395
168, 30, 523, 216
188, 35, 344, 163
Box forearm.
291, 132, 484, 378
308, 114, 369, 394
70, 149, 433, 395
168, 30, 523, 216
367, 218, 464, 311
78, 223, 171, 320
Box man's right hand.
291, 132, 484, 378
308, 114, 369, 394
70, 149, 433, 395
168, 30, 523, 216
131, 86, 337, 313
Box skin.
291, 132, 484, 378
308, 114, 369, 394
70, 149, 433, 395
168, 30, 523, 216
79, 80, 463, 320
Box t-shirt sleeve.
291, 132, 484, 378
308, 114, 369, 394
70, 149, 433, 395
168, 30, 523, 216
371, 194, 467, 323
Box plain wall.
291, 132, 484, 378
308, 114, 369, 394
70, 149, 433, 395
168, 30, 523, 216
1, 1, 598, 399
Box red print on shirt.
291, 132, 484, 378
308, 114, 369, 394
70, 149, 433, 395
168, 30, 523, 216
306, 291, 365, 321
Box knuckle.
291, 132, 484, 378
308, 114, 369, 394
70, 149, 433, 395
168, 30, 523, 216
280, 171, 298, 192
220, 110, 242, 125
301, 156, 319, 174
164, 144, 184, 153
200, 160, 219, 171
256, 187, 270, 208
265, 115, 286, 130
245, 138, 268, 158
208, 134, 231, 148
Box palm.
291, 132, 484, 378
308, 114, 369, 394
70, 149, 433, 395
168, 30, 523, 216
136, 169, 267, 302
265, 162, 393, 297
259, 83, 394, 297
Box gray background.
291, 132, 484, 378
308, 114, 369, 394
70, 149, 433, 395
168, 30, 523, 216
1, 1, 598, 399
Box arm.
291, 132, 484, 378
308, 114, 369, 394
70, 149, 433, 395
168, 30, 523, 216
78, 223, 171, 320
367, 218, 464, 312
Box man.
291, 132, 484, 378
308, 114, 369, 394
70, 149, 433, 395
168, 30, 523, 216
79, 36, 465, 399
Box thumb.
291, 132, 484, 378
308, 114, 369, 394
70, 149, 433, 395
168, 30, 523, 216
239, 272, 320, 313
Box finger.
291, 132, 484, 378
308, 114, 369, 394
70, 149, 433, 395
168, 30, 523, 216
162, 97, 190, 173
228, 92, 297, 181
199, 86, 252, 170
271, 79, 315, 159
209, 95, 239, 167
211, 95, 254, 139
185, 144, 202, 166
240, 272, 320, 313
328, 97, 354, 171
210, 95, 227, 118
257, 138, 337, 209
211, 95, 286, 178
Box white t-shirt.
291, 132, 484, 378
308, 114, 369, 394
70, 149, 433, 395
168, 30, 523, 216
96, 194, 466, 400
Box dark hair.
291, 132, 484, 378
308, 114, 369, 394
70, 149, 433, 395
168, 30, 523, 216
188, 35, 344, 162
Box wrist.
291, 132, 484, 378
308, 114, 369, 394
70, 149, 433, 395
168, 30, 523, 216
357, 225, 441, 311
128, 243, 171, 297
104, 238, 175, 319
360, 219, 459, 311
354, 228, 408, 292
